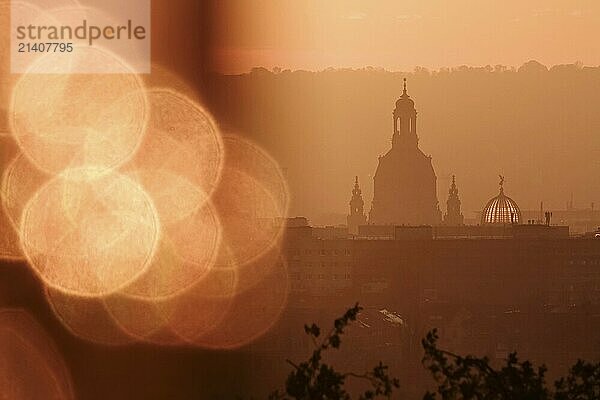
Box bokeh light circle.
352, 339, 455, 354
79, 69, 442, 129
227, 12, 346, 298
0, 136, 24, 260
124, 89, 224, 206
213, 167, 286, 267
20, 168, 160, 296
1, 152, 49, 230
0, 309, 75, 399
10, 46, 148, 174
160, 256, 240, 344
191, 256, 289, 350
121, 198, 222, 300
45, 288, 137, 346
223, 134, 289, 214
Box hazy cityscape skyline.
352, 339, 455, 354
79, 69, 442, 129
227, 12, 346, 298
206, 62, 600, 228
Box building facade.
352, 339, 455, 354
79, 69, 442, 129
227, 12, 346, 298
281, 224, 600, 398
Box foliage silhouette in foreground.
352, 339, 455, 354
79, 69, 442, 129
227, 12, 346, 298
422, 329, 600, 400
270, 303, 400, 400
272, 305, 600, 399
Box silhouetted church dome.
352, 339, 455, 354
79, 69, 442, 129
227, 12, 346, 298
395, 94, 414, 107
369, 78, 441, 226
481, 176, 521, 225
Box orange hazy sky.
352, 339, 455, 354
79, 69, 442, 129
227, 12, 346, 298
211, 0, 600, 74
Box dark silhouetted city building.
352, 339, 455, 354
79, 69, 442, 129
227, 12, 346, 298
281, 221, 600, 399
369, 79, 441, 225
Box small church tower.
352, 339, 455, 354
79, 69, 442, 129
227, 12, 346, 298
443, 175, 464, 225
347, 176, 367, 235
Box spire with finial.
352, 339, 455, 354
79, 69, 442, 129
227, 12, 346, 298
443, 174, 463, 225
499, 175, 505, 194
348, 176, 366, 234
449, 175, 458, 196
392, 77, 417, 147
352, 175, 361, 197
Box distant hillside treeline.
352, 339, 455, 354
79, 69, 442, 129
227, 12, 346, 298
205, 61, 600, 225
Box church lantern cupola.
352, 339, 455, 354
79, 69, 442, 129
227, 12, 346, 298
392, 78, 418, 148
